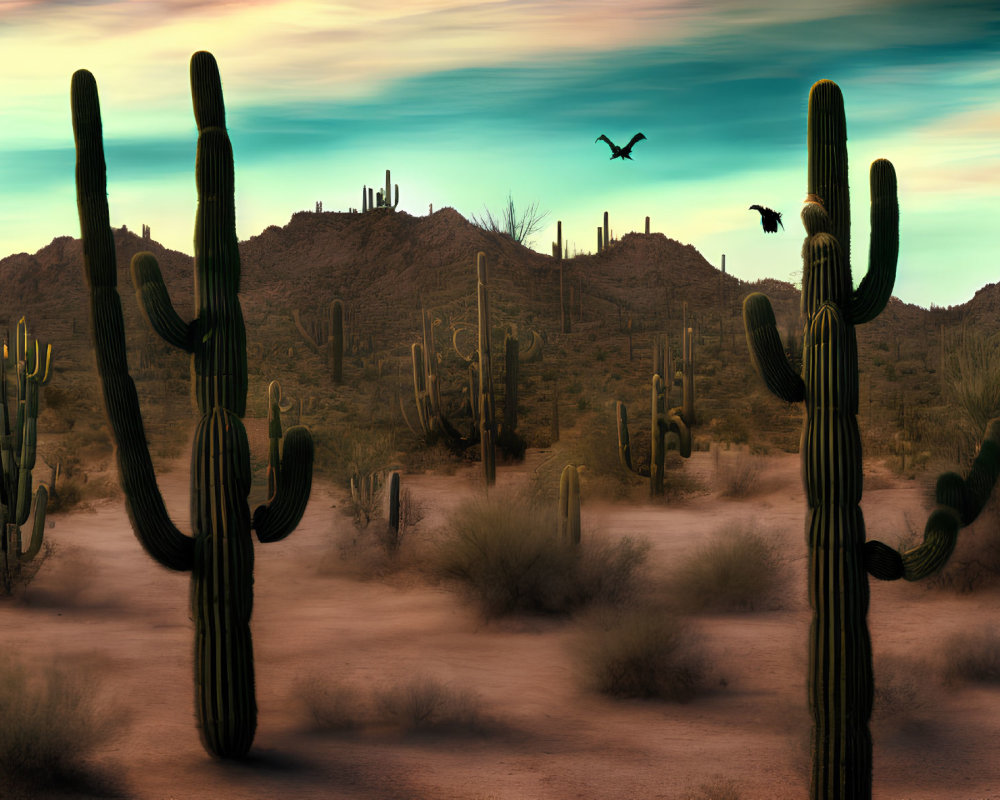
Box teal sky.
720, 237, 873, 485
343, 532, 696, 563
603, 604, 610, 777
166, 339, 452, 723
1, 0, 997, 309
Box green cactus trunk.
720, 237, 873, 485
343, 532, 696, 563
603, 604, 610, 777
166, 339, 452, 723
743, 79, 1000, 800
477, 252, 497, 485
73, 52, 313, 760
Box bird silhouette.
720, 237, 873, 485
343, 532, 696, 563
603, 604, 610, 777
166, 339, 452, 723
596, 133, 646, 160
749, 205, 784, 233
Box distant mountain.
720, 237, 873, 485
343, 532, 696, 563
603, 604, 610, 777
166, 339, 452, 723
0, 207, 985, 456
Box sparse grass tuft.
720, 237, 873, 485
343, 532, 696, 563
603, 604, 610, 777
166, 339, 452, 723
374, 675, 491, 734
713, 448, 765, 498
577, 605, 711, 701
432, 489, 649, 617
0, 656, 125, 799
668, 524, 790, 613
680, 777, 743, 800
294, 674, 494, 736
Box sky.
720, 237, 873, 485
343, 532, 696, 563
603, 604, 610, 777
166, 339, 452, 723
0, 0, 997, 310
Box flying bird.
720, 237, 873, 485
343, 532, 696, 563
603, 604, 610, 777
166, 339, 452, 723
749, 205, 784, 233
595, 132, 646, 160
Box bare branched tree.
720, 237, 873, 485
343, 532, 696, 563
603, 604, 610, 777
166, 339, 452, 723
470, 192, 549, 248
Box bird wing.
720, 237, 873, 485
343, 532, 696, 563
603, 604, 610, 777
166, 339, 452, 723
621, 132, 646, 156
596, 134, 618, 153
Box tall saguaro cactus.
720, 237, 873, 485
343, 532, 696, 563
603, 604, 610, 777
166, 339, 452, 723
477, 252, 497, 485
0, 319, 52, 595
742, 79, 1000, 800
72, 51, 314, 760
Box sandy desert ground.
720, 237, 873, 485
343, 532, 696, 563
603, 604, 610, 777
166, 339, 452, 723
5, 447, 1000, 800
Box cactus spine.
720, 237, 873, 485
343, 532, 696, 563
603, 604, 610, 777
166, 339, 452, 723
0, 319, 52, 595
742, 79, 1000, 800
616, 326, 694, 496
72, 52, 315, 759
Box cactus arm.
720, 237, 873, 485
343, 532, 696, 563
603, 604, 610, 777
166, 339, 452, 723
867, 418, 1000, 581
850, 159, 899, 325
616, 401, 649, 477
131, 252, 196, 352
252, 425, 314, 543
452, 326, 476, 362
71, 67, 194, 572
291, 310, 320, 351
743, 292, 805, 403
518, 329, 543, 362
18, 484, 47, 562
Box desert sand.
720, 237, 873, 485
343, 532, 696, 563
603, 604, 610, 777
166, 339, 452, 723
5, 448, 1000, 800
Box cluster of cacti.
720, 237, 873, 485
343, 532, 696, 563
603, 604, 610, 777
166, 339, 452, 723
350, 469, 385, 527
292, 298, 344, 383
616, 326, 695, 496
742, 78, 1000, 800
362, 169, 399, 211
403, 307, 475, 448
558, 464, 580, 544
0, 318, 52, 595
73, 51, 315, 759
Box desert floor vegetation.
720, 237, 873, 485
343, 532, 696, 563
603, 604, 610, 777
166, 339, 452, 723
666, 522, 793, 613
0, 655, 126, 800
431, 488, 650, 617
573, 603, 713, 701
294, 673, 496, 737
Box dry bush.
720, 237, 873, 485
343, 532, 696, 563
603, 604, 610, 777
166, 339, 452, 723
680, 777, 743, 800
373, 675, 492, 734
941, 627, 1000, 685
0, 656, 126, 799
294, 676, 365, 732
576, 605, 711, 701
331, 486, 426, 579
668, 524, 790, 613
294, 674, 494, 736
432, 489, 649, 617
713, 448, 765, 498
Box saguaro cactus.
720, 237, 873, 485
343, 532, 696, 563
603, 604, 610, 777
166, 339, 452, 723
72, 51, 314, 759
477, 252, 497, 485
292, 299, 343, 384
0, 319, 52, 595
742, 79, 1000, 800
558, 464, 581, 545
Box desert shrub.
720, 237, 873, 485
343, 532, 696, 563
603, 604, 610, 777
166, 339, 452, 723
332, 485, 426, 578
668, 524, 790, 613
294, 676, 365, 732
0, 656, 124, 799
680, 777, 743, 800
433, 490, 649, 617
942, 328, 1000, 449
713, 448, 764, 498
294, 674, 493, 736
576, 605, 710, 701
374, 676, 491, 734
941, 627, 1000, 685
